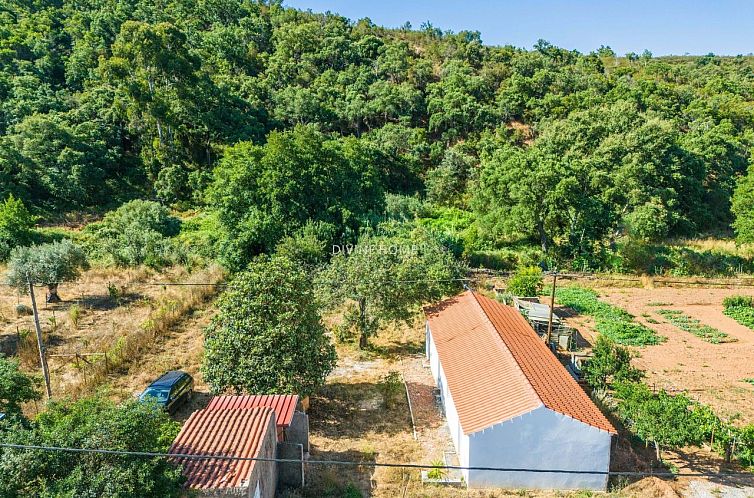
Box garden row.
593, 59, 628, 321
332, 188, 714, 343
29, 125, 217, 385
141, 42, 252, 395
583, 338, 754, 468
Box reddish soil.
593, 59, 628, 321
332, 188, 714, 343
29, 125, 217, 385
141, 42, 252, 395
592, 287, 754, 426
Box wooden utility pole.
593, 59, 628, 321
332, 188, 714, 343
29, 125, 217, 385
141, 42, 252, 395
546, 269, 558, 350
28, 278, 52, 399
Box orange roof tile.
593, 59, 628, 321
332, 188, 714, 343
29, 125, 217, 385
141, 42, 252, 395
426, 290, 616, 435
169, 407, 274, 490
206, 395, 299, 428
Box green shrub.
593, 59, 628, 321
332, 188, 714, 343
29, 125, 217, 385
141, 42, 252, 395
83, 200, 181, 268
0, 195, 36, 261
723, 295, 754, 309
737, 425, 754, 468
582, 336, 643, 391
427, 459, 448, 480
556, 287, 664, 346
377, 371, 404, 409
506, 266, 544, 297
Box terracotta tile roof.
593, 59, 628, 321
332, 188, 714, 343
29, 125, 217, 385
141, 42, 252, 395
206, 395, 298, 428
426, 290, 616, 435
169, 406, 274, 490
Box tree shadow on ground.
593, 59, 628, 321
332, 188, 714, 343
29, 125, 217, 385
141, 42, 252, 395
670, 447, 754, 488
300, 447, 377, 498
368, 340, 424, 359
309, 381, 411, 439
59, 292, 147, 311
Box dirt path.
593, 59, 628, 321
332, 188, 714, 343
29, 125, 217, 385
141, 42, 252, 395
402, 355, 461, 479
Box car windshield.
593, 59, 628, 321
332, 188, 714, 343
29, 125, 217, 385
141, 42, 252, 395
140, 387, 169, 403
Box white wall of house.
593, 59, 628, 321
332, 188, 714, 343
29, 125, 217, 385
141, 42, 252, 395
426, 323, 470, 482
466, 406, 612, 491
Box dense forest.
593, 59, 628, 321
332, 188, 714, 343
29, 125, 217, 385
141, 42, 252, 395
2, 0, 754, 272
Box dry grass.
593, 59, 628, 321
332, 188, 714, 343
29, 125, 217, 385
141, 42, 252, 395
66, 265, 224, 398
670, 238, 754, 257
1, 263, 224, 404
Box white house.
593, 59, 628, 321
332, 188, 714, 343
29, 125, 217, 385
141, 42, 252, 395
425, 290, 616, 490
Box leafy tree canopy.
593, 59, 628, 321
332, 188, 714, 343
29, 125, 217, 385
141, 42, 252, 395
0, 357, 40, 421
0, 397, 184, 498
202, 255, 337, 396
6, 239, 88, 302
317, 223, 464, 347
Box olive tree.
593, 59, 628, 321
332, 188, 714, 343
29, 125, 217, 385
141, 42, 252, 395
202, 255, 336, 397
6, 240, 88, 302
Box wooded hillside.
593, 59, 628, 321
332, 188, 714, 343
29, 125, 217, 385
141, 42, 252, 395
2, 0, 754, 268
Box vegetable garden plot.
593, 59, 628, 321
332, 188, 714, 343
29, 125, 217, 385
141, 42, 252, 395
555, 287, 665, 346
657, 309, 735, 344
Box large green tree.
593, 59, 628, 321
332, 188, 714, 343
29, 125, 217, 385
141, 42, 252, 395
202, 255, 336, 396
207, 125, 385, 270
0, 397, 184, 497
317, 224, 464, 348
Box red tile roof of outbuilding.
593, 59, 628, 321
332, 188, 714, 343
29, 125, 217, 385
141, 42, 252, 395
425, 290, 616, 435
169, 406, 274, 490
206, 394, 298, 428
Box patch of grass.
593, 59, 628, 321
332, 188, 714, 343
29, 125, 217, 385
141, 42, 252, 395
556, 287, 665, 346
68, 303, 82, 330
657, 309, 734, 344
744, 378, 754, 386
645, 317, 660, 324
647, 301, 673, 307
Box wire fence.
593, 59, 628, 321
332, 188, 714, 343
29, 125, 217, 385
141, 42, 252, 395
0, 443, 752, 479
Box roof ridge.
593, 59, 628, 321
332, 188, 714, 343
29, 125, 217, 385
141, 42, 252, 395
467, 290, 544, 407
472, 292, 616, 435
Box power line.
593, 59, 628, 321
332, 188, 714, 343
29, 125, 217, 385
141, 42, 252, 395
0, 443, 752, 479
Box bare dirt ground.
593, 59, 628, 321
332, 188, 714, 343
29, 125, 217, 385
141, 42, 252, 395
566, 286, 754, 425
556, 284, 754, 497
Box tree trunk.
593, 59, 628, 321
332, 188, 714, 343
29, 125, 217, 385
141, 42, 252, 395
358, 297, 368, 350
47, 284, 61, 303
654, 441, 661, 462
537, 219, 550, 253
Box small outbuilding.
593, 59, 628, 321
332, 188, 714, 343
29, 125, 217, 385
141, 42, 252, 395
206, 395, 308, 450
169, 406, 277, 498
425, 290, 616, 490
205, 394, 308, 488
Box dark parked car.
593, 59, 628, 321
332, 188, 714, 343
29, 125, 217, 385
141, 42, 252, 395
138, 371, 194, 413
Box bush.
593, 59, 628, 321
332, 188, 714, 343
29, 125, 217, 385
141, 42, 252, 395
624, 201, 669, 242
737, 425, 754, 468
0, 195, 36, 261
582, 336, 643, 391
377, 371, 404, 408
83, 200, 181, 268
274, 220, 336, 271
506, 266, 544, 297
0, 397, 184, 497
723, 295, 754, 309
